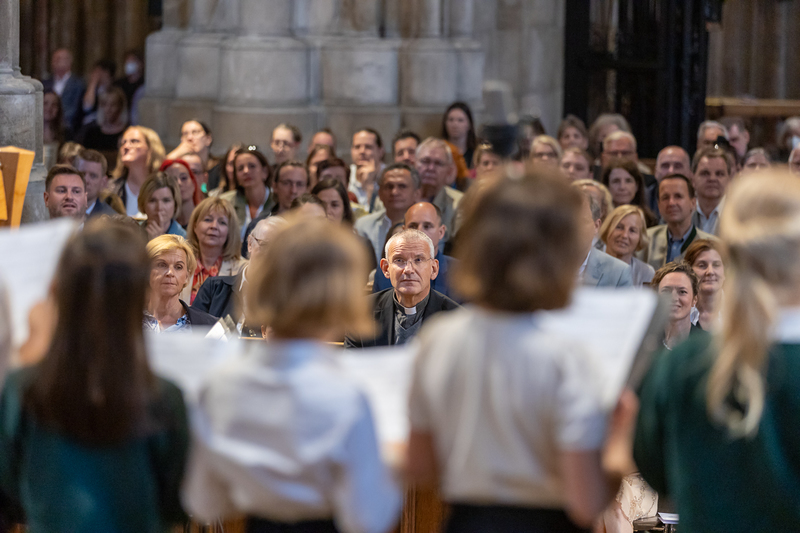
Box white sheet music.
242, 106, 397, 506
0, 219, 77, 345
536, 287, 659, 408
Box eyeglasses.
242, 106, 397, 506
391, 257, 432, 270
272, 140, 294, 149
418, 158, 447, 169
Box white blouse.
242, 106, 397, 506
409, 306, 606, 507
182, 340, 401, 533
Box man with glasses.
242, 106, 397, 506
346, 229, 459, 348
600, 130, 658, 217
270, 123, 302, 166
415, 138, 464, 249
271, 161, 309, 216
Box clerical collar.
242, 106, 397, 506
393, 292, 429, 315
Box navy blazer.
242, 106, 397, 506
86, 198, 119, 219
43, 75, 86, 134
373, 251, 460, 302
191, 273, 242, 322
180, 300, 217, 327
345, 288, 460, 348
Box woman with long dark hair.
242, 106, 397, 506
0, 220, 189, 532
442, 102, 477, 169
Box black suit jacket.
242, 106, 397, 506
191, 273, 242, 322
86, 198, 119, 219
345, 288, 460, 348
179, 300, 217, 327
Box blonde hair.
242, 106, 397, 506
709, 169, 800, 437
112, 126, 166, 181
145, 234, 197, 286
599, 205, 650, 252
530, 135, 563, 160
186, 197, 242, 262
246, 216, 374, 339
573, 179, 614, 222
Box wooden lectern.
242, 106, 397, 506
0, 147, 35, 228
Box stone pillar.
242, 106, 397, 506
449, 0, 474, 38
0, 0, 46, 223
417, 0, 442, 38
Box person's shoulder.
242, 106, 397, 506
445, 187, 464, 204
647, 224, 666, 238
633, 256, 656, 274
373, 287, 394, 306
182, 300, 218, 326
219, 189, 238, 203
354, 209, 385, 228
430, 289, 461, 311
590, 247, 628, 269
696, 228, 718, 240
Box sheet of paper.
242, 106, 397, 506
0, 219, 77, 344
339, 344, 416, 445
146, 331, 240, 402
536, 287, 658, 408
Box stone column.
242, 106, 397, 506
0, 0, 46, 223
449, 0, 474, 38
417, 0, 442, 38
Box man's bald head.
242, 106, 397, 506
404, 202, 445, 252
655, 146, 692, 182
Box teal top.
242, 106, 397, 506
634, 334, 800, 531
0, 368, 189, 533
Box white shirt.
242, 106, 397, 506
53, 72, 71, 96
183, 340, 401, 532
124, 182, 139, 217
409, 307, 606, 507
695, 196, 725, 235
348, 164, 385, 213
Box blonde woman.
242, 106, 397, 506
599, 205, 655, 287
634, 169, 800, 529
184, 197, 245, 303
183, 217, 401, 532
110, 125, 166, 216
145, 234, 216, 332
529, 134, 562, 168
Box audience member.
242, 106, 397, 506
57, 141, 83, 166
719, 116, 750, 159
160, 159, 203, 228
145, 234, 216, 331
355, 163, 421, 265
777, 116, 800, 161
646, 174, 714, 270
472, 142, 504, 184
557, 114, 589, 151
791, 146, 800, 175
588, 113, 631, 159
43, 91, 67, 150
407, 173, 628, 531
183, 218, 402, 531
307, 128, 336, 154
599, 205, 655, 286
311, 178, 354, 225
290, 193, 327, 219
691, 147, 732, 235
185, 197, 245, 303
559, 147, 592, 182
442, 102, 477, 169
110, 125, 166, 216
305, 143, 335, 188
270, 161, 309, 216
76, 86, 128, 152
684, 238, 727, 331
516, 115, 547, 159
80, 59, 115, 126
573, 179, 614, 225
138, 172, 186, 240
1, 221, 190, 532
741, 147, 771, 172
696, 120, 729, 151
576, 189, 633, 287
650, 261, 705, 349
219, 148, 274, 235
601, 158, 656, 226
347, 229, 459, 348
415, 138, 463, 245
181, 152, 208, 196
209, 142, 243, 193
113, 50, 145, 110
393, 129, 420, 166
42, 48, 85, 134
76, 149, 117, 218
316, 157, 349, 190
192, 216, 288, 332
373, 201, 458, 300
654, 145, 692, 183
166, 120, 218, 180
43, 164, 88, 221
270, 123, 301, 166
529, 134, 562, 168
634, 168, 800, 530
349, 128, 386, 212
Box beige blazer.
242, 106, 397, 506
644, 225, 716, 270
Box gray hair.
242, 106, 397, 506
580, 190, 602, 222
697, 120, 729, 142
416, 137, 454, 167
603, 130, 637, 152
384, 228, 435, 260
378, 162, 421, 189
251, 216, 288, 241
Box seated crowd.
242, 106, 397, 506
6, 66, 800, 532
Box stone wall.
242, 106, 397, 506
139, 0, 566, 154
